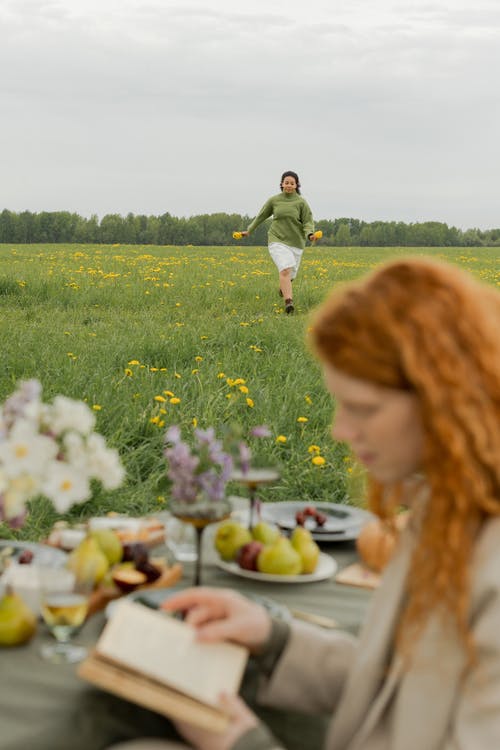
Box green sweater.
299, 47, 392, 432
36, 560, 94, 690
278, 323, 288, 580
246, 192, 314, 250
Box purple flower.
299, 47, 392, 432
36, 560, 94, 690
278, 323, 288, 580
250, 425, 272, 438
164, 425, 234, 504
238, 441, 252, 474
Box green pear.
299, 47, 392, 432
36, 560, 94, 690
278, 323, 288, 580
257, 537, 303, 576
214, 521, 252, 561
67, 536, 109, 586
0, 588, 37, 647
251, 521, 280, 546
291, 526, 314, 547
291, 527, 320, 574
91, 529, 123, 566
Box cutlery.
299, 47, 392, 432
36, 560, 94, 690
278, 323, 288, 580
289, 609, 338, 629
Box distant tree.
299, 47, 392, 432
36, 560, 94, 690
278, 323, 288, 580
99, 214, 128, 243
462, 228, 483, 247
335, 223, 352, 246
359, 226, 375, 246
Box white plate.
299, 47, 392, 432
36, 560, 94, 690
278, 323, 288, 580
0, 540, 67, 566
261, 502, 373, 542
105, 585, 291, 622
216, 552, 337, 583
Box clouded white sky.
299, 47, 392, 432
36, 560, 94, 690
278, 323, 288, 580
2, 0, 499, 229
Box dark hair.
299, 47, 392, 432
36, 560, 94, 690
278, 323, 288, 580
280, 171, 301, 194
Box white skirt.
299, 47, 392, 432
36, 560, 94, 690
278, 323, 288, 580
268, 242, 303, 279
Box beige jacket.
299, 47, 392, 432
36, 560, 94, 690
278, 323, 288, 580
249, 516, 500, 750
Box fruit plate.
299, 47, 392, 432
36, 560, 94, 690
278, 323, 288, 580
105, 585, 292, 622
0, 540, 67, 567
87, 562, 184, 619
216, 552, 337, 584
260, 502, 374, 542
46, 516, 166, 551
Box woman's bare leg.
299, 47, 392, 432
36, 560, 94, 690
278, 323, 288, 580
279, 268, 293, 301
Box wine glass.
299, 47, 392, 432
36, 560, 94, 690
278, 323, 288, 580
230, 467, 280, 530
39, 567, 92, 664
169, 496, 232, 586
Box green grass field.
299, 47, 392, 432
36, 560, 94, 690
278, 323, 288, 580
1, 243, 498, 540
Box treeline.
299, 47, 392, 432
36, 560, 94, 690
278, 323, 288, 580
1, 209, 499, 247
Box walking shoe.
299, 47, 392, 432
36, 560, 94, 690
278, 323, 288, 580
285, 298, 294, 314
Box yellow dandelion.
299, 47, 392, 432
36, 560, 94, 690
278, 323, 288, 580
239, 385, 249, 394
234, 378, 246, 385
312, 455, 326, 466
154, 395, 166, 403
156, 495, 166, 504
128, 359, 140, 365
217, 372, 226, 379
305, 395, 313, 405
246, 397, 254, 408
124, 368, 133, 377
150, 416, 160, 425
175, 372, 182, 379
192, 417, 198, 428
308, 445, 321, 454
150, 367, 159, 372
200, 336, 208, 340
276, 435, 287, 444
170, 397, 181, 405
226, 394, 233, 399
175, 302, 181, 307
163, 390, 174, 397
191, 369, 199, 374
92, 404, 102, 411
194, 356, 203, 362
159, 408, 167, 415
297, 417, 308, 423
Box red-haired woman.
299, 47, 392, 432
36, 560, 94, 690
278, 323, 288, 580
112, 257, 500, 749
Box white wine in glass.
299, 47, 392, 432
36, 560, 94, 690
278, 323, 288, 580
230, 468, 280, 530
170, 497, 231, 586
39, 567, 91, 664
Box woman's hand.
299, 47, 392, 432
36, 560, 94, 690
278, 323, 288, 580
174, 692, 259, 750
161, 587, 272, 653
240, 230, 249, 237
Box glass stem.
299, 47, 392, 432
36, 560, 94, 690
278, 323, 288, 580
194, 527, 204, 586
249, 489, 256, 530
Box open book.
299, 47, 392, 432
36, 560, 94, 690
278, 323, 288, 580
78, 599, 249, 732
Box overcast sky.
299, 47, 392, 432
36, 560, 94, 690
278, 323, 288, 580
1, 0, 499, 229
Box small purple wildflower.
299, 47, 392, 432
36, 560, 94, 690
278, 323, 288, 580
250, 425, 272, 439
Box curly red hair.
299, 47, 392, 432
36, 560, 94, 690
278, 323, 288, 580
310, 257, 500, 651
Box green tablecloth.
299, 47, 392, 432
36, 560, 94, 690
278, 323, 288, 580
0, 542, 371, 750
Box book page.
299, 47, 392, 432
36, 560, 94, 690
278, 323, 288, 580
96, 600, 248, 707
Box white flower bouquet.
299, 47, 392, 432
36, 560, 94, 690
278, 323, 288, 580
0, 380, 125, 528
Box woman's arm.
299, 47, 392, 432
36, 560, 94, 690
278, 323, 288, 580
246, 198, 274, 235
256, 620, 357, 715
300, 199, 314, 241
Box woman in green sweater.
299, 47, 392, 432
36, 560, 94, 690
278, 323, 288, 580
237, 171, 316, 314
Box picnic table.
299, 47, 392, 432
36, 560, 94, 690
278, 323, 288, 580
0, 540, 371, 750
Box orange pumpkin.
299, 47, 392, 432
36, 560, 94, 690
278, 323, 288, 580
356, 514, 408, 573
